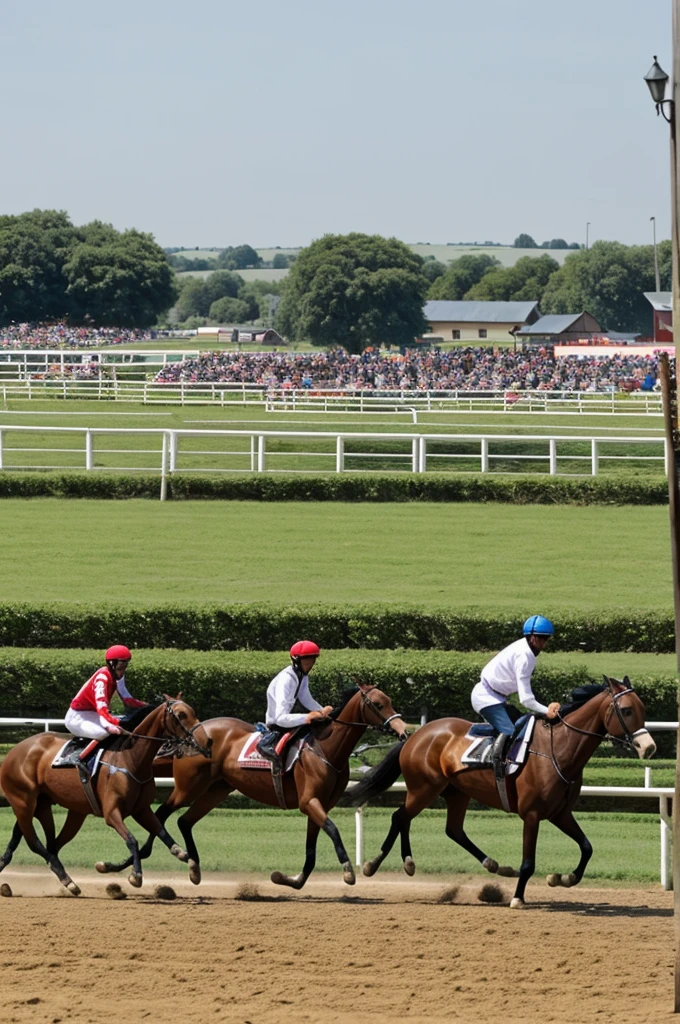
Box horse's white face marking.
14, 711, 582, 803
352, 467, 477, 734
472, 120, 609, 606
632, 729, 656, 760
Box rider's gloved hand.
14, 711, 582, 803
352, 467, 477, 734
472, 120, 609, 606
106, 723, 123, 735
306, 710, 328, 724
546, 702, 561, 720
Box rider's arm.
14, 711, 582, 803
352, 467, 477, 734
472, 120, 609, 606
93, 670, 121, 727
296, 677, 324, 714
116, 677, 147, 709
515, 654, 550, 715
270, 673, 310, 729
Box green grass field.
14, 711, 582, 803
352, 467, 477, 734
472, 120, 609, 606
0, 498, 671, 611
0, 806, 663, 882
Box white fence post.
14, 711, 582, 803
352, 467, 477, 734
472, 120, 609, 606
411, 438, 419, 473
418, 436, 427, 473
660, 795, 672, 890
0, 429, 3, 470
591, 439, 598, 476
169, 430, 177, 473
85, 429, 93, 471
549, 438, 557, 476
355, 806, 364, 868
250, 435, 256, 472
257, 435, 265, 472
336, 436, 345, 473
160, 432, 168, 501
481, 437, 489, 473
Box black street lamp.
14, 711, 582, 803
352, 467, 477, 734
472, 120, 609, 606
645, 55, 673, 121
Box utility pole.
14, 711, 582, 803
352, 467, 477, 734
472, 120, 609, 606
585, 222, 590, 250
652, 215, 662, 293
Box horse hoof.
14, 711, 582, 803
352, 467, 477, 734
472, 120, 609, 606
171, 844, 189, 862
403, 857, 416, 877
509, 897, 526, 909
561, 873, 578, 888
128, 873, 143, 889
482, 857, 499, 874
497, 865, 519, 878
189, 863, 201, 886
65, 881, 81, 896
270, 870, 285, 886
95, 861, 109, 874
343, 863, 356, 885
546, 873, 561, 887
362, 859, 378, 877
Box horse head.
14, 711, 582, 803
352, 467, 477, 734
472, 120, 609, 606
351, 680, 409, 740
601, 676, 656, 760
159, 694, 213, 758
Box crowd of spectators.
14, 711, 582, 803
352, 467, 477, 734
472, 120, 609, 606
0, 323, 155, 349
152, 346, 662, 394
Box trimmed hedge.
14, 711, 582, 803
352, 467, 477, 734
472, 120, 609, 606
0, 647, 676, 727
0, 471, 669, 505
0, 604, 674, 653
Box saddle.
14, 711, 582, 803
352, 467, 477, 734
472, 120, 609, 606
461, 715, 535, 775
239, 725, 312, 810
51, 738, 105, 816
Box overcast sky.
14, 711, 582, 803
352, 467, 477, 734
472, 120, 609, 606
1, 0, 673, 249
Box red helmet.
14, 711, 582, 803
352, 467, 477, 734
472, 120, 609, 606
289, 640, 320, 659
106, 645, 132, 662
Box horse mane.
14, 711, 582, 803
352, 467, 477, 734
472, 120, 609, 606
104, 699, 163, 752
559, 683, 607, 718
328, 686, 359, 720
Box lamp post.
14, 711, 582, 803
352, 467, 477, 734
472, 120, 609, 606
645, 22, 680, 1013
585, 221, 590, 250
652, 215, 662, 294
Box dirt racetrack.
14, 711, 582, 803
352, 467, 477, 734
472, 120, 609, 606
0, 869, 674, 1024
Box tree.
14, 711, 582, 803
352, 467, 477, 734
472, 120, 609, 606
63, 228, 178, 327
464, 254, 559, 304
0, 209, 77, 323
209, 297, 251, 323
420, 259, 447, 285
272, 253, 290, 269
215, 244, 262, 270
540, 240, 671, 334
276, 233, 428, 353
202, 270, 243, 307
427, 254, 499, 300
540, 239, 569, 250
174, 277, 210, 321
514, 233, 538, 248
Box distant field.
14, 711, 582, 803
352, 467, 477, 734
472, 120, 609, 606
0, 498, 671, 612
176, 268, 289, 283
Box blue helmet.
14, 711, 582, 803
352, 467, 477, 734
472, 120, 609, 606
523, 615, 554, 637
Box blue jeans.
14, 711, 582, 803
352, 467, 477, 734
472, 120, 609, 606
479, 702, 519, 736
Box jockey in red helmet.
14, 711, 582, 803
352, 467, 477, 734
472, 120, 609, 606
64, 645, 148, 771
257, 641, 332, 766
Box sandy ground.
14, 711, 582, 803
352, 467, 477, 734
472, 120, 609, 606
0, 868, 674, 1024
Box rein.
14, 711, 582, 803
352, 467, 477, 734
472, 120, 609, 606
308, 687, 403, 773
120, 700, 211, 758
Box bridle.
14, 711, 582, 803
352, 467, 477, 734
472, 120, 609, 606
330, 686, 403, 734
121, 699, 212, 758
541, 685, 645, 784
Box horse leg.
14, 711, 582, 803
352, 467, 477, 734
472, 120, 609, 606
176, 782, 234, 885
272, 795, 355, 887
546, 808, 593, 889
10, 805, 81, 895
364, 782, 439, 878
510, 812, 541, 909
53, 810, 87, 854
96, 799, 175, 874
270, 818, 321, 891
443, 788, 519, 878
103, 807, 145, 889
131, 803, 195, 873
0, 822, 24, 871
362, 805, 408, 877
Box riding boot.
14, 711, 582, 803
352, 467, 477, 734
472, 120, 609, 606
76, 739, 98, 781
492, 732, 511, 780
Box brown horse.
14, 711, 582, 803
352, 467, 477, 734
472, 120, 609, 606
98, 681, 408, 888
347, 677, 656, 907
0, 697, 212, 893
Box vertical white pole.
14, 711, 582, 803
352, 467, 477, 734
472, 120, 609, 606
250, 435, 256, 472
257, 436, 265, 472
549, 438, 557, 475
355, 805, 364, 868
0, 429, 3, 470
169, 431, 177, 473
336, 436, 344, 473
160, 432, 168, 502
591, 439, 598, 477
411, 438, 418, 473
419, 436, 427, 473
481, 438, 489, 473
85, 429, 93, 471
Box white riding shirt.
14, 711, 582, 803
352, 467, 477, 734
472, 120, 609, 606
265, 665, 323, 729
471, 637, 549, 715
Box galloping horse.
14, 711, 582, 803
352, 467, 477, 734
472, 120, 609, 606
98, 681, 408, 888
347, 677, 655, 907
0, 697, 211, 893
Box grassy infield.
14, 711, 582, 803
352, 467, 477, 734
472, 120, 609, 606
0, 397, 674, 883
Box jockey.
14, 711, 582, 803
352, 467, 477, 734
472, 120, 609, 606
256, 640, 333, 768
64, 645, 148, 773
471, 616, 561, 776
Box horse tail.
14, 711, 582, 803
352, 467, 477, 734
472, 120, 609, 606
344, 742, 403, 806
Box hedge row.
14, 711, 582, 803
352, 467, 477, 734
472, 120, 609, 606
0, 647, 676, 727
0, 471, 669, 505
0, 604, 674, 653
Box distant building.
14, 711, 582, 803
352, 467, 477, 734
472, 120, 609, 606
197, 325, 284, 345
643, 292, 672, 342
423, 300, 539, 342
515, 311, 603, 344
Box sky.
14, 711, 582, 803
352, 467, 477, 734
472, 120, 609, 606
1, 0, 674, 249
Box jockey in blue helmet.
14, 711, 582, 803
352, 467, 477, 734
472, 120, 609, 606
471, 615, 560, 777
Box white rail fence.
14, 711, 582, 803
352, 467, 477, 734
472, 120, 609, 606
0, 425, 666, 493
0, 716, 676, 888
0, 377, 665, 415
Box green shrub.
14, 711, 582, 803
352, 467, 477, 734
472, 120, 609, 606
0, 647, 676, 728
0, 604, 674, 653
0, 471, 669, 505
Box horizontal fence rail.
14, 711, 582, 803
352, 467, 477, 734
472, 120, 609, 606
0, 717, 676, 888
0, 424, 666, 492
0, 377, 665, 414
